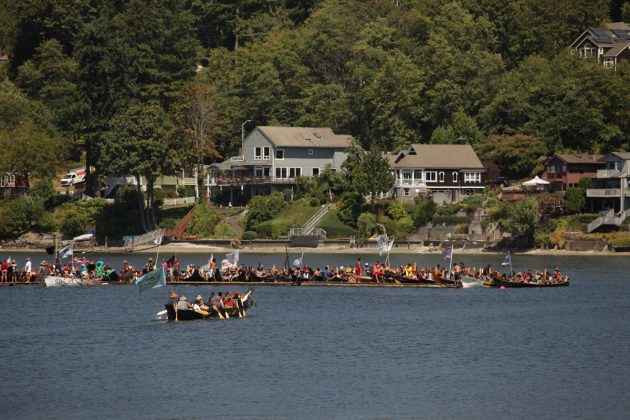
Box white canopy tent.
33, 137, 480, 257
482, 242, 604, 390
522, 176, 550, 187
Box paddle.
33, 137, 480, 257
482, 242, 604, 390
213, 305, 224, 319
156, 310, 167, 317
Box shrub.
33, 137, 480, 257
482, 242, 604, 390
245, 193, 287, 229
408, 198, 436, 227
337, 192, 364, 227
318, 211, 357, 239
214, 223, 237, 239
187, 205, 219, 238
309, 197, 320, 207
564, 187, 586, 214
255, 220, 272, 238
357, 212, 377, 239
387, 201, 408, 220
242, 231, 258, 240
158, 218, 178, 228
30, 179, 57, 210
271, 218, 293, 239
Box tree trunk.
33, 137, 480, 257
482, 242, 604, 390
135, 174, 150, 233
147, 177, 156, 230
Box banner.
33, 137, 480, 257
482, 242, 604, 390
58, 244, 73, 259
135, 268, 166, 293
501, 252, 512, 266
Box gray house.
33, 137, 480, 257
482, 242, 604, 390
207, 126, 351, 204
586, 152, 630, 232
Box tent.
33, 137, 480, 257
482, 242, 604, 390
522, 176, 550, 187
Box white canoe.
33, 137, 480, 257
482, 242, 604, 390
44, 276, 101, 287
461, 276, 485, 289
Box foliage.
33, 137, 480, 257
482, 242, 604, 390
476, 134, 548, 179
29, 179, 57, 210
186, 205, 220, 238
407, 197, 436, 227
245, 193, 287, 230
564, 187, 587, 215
492, 197, 539, 245
386, 201, 408, 220
383, 215, 414, 239
271, 218, 293, 239
341, 143, 395, 202
242, 231, 258, 240
158, 218, 178, 229
357, 212, 377, 239
337, 192, 364, 227
0, 196, 47, 238
213, 223, 237, 239
55, 199, 109, 238
318, 210, 357, 239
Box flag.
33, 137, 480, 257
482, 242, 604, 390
501, 252, 512, 266
284, 248, 290, 270
226, 249, 239, 265
59, 244, 73, 259
135, 268, 166, 293
166, 255, 177, 267
442, 245, 452, 260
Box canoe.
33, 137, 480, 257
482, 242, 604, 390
490, 276, 570, 288
44, 276, 101, 287
160, 289, 254, 321
460, 276, 486, 289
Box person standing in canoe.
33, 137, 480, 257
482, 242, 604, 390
355, 257, 362, 276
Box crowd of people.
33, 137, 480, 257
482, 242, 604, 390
165, 289, 248, 319
0, 256, 32, 283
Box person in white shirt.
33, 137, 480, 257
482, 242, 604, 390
24, 257, 32, 283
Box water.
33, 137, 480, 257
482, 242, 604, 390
1, 253, 630, 419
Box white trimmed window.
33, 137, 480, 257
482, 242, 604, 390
312, 167, 320, 177
439, 171, 445, 182
254, 167, 264, 177
464, 172, 481, 183
425, 171, 437, 182
255, 147, 262, 160
308, 148, 314, 156
289, 167, 302, 178
275, 149, 284, 160
263, 146, 270, 160
403, 188, 410, 196
276, 168, 287, 179
452, 172, 458, 182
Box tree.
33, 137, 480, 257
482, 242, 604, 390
341, 142, 395, 203
244, 192, 287, 229
492, 197, 539, 246
564, 188, 587, 214
102, 104, 181, 232
337, 191, 364, 227
476, 134, 548, 180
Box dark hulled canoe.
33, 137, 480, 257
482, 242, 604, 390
490, 277, 570, 288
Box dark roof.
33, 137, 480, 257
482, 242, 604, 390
545, 153, 603, 165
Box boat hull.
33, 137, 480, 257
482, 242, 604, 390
461, 276, 485, 288
45, 276, 88, 287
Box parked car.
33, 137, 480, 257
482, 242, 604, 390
60, 167, 86, 187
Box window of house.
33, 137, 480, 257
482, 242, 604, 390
464, 172, 481, 183
263, 146, 270, 160
439, 172, 445, 182
264, 167, 270, 177
312, 167, 320, 177
255, 147, 262, 160
289, 167, 302, 178
403, 188, 410, 196
308, 148, 314, 156
254, 167, 264, 177
452, 172, 458, 183
425, 171, 437, 182
275, 149, 284, 160
603, 58, 615, 68
276, 167, 287, 179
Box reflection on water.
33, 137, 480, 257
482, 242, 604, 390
0, 253, 629, 419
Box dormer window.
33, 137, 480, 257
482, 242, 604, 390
276, 149, 284, 160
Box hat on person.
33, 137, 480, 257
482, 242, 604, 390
179, 295, 187, 301
195, 295, 203, 301
168, 291, 177, 298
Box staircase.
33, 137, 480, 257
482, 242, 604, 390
164, 205, 197, 239
299, 203, 331, 236
587, 209, 630, 232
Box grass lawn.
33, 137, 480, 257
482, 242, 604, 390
276, 202, 321, 226
318, 210, 357, 239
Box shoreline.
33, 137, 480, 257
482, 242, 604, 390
1, 241, 628, 256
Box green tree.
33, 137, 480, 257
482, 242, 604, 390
245, 192, 287, 229
476, 134, 548, 179
408, 197, 436, 227
564, 188, 587, 214
357, 211, 377, 239
337, 191, 364, 227
102, 104, 181, 232
341, 143, 395, 203
492, 197, 539, 246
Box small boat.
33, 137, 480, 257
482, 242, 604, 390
460, 276, 486, 289
489, 276, 569, 288
159, 289, 255, 321
44, 276, 101, 287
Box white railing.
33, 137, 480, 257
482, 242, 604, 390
288, 227, 327, 239
230, 156, 245, 162
394, 179, 426, 187
123, 228, 164, 250
163, 197, 196, 206
596, 169, 622, 178
586, 188, 621, 197
302, 204, 331, 230
587, 209, 630, 232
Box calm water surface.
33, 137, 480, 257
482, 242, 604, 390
1, 252, 629, 419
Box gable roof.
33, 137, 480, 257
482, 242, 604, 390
388, 144, 484, 170
603, 41, 630, 57
545, 153, 603, 165
255, 126, 351, 148
611, 152, 630, 160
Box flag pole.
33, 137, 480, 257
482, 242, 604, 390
509, 250, 513, 275
449, 244, 454, 274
